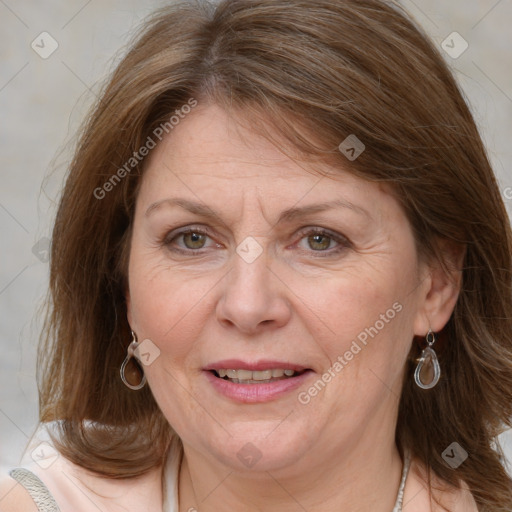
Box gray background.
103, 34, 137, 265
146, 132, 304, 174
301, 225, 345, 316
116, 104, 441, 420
1, 0, 511, 475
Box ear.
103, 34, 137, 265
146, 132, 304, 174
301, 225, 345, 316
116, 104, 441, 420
126, 287, 133, 329
413, 240, 465, 336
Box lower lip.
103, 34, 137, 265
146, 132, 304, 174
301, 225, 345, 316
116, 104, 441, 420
203, 370, 314, 403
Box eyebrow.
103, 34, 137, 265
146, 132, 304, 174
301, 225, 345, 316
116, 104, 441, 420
145, 197, 372, 223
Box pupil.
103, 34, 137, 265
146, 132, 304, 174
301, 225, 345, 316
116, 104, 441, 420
184, 232, 206, 249
309, 234, 330, 251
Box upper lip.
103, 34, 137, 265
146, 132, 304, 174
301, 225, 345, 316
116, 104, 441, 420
204, 359, 309, 371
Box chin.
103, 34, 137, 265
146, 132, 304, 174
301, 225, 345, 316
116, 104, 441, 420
203, 431, 310, 473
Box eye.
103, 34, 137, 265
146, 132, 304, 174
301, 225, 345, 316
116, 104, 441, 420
306, 233, 334, 251
163, 226, 219, 253
182, 231, 208, 250
296, 228, 349, 255
162, 225, 349, 257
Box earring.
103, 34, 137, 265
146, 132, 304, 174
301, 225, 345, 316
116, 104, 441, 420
414, 329, 441, 390
120, 331, 147, 390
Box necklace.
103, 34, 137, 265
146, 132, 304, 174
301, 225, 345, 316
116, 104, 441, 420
167, 446, 411, 512
393, 448, 411, 512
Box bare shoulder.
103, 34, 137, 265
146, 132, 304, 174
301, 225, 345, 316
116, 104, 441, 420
403, 457, 478, 512
431, 478, 478, 512
0, 475, 38, 512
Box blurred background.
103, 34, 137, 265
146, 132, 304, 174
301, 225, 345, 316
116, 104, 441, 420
1, 0, 511, 475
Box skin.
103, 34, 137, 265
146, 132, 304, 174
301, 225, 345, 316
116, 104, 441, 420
126, 103, 462, 512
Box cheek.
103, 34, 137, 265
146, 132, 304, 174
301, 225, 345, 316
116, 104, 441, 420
296, 259, 417, 371
127, 252, 216, 362
300, 270, 417, 423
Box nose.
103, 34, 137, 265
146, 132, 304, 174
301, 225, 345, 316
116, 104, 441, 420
216, 248, 292, 334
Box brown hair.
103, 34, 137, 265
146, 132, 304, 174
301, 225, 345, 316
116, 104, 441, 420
39, 0, 512, 509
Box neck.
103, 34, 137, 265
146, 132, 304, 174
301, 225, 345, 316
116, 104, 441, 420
178, 438, 403, 512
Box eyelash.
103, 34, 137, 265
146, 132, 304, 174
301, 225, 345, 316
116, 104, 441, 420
162, 225, 351, 257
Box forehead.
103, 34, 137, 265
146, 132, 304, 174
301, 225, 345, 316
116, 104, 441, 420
150, 106, 320, 178
142, 104, 375, 194
135, 104, 405, 235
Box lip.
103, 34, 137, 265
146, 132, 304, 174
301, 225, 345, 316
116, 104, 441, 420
203, 361, 314, 403
203, 359, 309, 372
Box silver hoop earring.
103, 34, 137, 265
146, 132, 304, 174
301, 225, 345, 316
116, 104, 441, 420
120, 331, 147, 390
414, 329, 441, 390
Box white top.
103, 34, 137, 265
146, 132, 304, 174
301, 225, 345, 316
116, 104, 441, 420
8, 438, 478, 511
10, 441, 410, 512
9, 437, 183, 512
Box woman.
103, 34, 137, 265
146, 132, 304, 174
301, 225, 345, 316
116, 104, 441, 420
1, 0, 511, 510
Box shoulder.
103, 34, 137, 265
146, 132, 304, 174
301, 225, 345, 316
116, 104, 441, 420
21, 454, 163, 512
1, 456, 163, 512
0, 474, 38, 512
431, 478, 478, 512
403, 456, 478, 512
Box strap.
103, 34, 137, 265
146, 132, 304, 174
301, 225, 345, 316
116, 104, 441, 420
8, 468, 60, 512
392, 448, 411, 512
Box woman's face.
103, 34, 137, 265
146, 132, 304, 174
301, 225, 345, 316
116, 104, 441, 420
127, 104, 434, 473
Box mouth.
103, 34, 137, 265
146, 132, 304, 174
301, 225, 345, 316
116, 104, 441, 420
203, 360, 314, 402
210, 368, 307, 384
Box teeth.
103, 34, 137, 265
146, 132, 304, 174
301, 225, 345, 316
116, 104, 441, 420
214, 368, 298, 381
253, 370, 272, 381
236, 369, 254, 380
